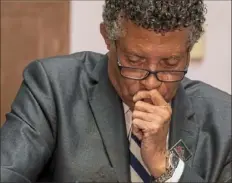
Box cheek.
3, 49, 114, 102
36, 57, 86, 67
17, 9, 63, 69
121, 79, 141, 97
159, 83, 179, 102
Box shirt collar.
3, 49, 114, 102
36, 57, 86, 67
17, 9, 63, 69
123, 102, 130, 114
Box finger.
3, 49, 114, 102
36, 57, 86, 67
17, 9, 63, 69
150, 105, 172, 121
132, 118, 157, 134
134, 101, 156, 113
133, 118, 169, 139
133, 90, 152, 103
133, 90, 167, 106
150, 90, 167, 106
132, 124, 143, 141
132, 118, 149, 140
133, 107, 172, 124
134, 97, 172, 121
132, 110, 155, 122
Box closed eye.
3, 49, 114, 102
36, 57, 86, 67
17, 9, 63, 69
126, 55, 146, 65
160, 57, 180, 67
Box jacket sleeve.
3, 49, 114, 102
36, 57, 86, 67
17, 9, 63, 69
1, 60, 56, 183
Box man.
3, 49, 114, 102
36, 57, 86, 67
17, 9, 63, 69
1, 0, 231, 182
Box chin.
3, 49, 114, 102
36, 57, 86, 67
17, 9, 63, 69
160, 86, 176, 103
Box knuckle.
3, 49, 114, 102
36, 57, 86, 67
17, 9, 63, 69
151, 125, 159, 133
132, 118, 139, 124
167, 108, 172, 117
152, 106, 158, 112
132, 111, 138, 118
135, 101, 142, 108
163, 115, 170, 122
163, 106, 172, 117
132, 123, 137, 129
156, 115, 163, 122
137, 91, 145, 98
150, 89, 157, 95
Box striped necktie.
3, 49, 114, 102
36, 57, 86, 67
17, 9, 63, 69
130, 133, 151, 183
125, 110, 151, 183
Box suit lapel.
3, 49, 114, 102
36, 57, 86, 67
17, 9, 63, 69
88, 55, 130, 182
169, 83, 200, 166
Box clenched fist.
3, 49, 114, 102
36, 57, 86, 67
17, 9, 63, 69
132, 89, 172, 177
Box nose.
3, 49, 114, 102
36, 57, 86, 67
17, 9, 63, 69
140, 73, 162, 90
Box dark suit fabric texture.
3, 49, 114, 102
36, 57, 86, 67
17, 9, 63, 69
1, 52, 231, 182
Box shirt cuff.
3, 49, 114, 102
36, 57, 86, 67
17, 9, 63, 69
166, 158, 185, 182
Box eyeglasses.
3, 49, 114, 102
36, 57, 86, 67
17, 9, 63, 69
117, 62, 187, 82
115, 42, 188, 82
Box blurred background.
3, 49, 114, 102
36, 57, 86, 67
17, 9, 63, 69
1, 0, 231, 124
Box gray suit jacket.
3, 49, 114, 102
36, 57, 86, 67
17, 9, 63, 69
1, 52, 231, 182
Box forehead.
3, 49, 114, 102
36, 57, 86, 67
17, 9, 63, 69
119, 20, 190, 56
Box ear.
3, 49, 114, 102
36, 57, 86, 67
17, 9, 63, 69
100, 23, 111, 50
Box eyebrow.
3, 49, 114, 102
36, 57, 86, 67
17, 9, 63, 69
125, 53, 184, 61
121, 45, 185, 60
160, 51, 187, 60
162, 55, 182, 60
123, 49, 145, 58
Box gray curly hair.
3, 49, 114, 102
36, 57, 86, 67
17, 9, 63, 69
102, 0, 206, 48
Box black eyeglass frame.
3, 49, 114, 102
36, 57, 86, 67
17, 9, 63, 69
117, 61, 188, 82
115, 42, 188, 83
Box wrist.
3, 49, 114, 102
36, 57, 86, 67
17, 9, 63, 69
150, 150, 180, 182
150, 152, 169, 177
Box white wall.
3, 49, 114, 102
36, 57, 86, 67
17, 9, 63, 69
187, 1, 231, 94
70, 1, 231, 94
70, 1, 106, 54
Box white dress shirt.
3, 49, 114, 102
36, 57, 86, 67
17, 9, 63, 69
123, 103, 185, 182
